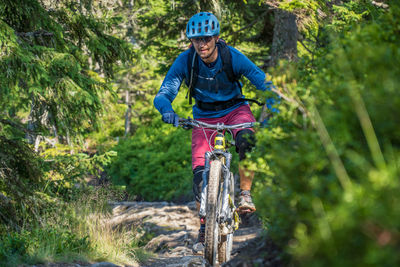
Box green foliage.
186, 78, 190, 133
0, 132, 117, 224
41, 144, 117, 185
1, 1, 138, 264
0, 0, 133, 137
3, 0, 399, 265
0, 231, 28, 265
0, 185, 140, 266
0, 228, 91, 263
326, 1, 378, 32
0, 0, 129, 240
250, 2, 400, 265
108, 118, 193, 202
101, 0, 274, 204
0, 136, 45, 226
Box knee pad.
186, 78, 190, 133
235, 129, 256, 161
193, 166, 204, 202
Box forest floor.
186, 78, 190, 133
107, 200, 282, 267
31, 199, 282, 267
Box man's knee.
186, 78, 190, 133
235, 129, 256, 161
193, 166, 204, 202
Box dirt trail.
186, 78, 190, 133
108, 201, 263, 267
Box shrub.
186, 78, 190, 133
108, 119, 193, 202
250, 3, 400, 266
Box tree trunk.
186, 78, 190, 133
269, 9, 298, 67
259, 8, 298, 122
124, 90, 132, 137
26, 95, 36, 144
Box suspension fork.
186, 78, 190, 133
199, 151, 212, 218
198, 151, 232, 220
220, 152, 232, 222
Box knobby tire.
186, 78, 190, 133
217, 172, 234, 263
205, 160, 222, 266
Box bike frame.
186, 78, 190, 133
179, 118, 258, 232
199, 134, 233, 223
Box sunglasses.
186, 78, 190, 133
191, 36, 213, 44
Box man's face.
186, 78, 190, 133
191, 36, 218, 60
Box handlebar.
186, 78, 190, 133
178, 117, 260, 130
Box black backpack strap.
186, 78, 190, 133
196, 95, 265, 111
186, 46, 198, 105
217, 39, 242, 92
186, 39, 243, 105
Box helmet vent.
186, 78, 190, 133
186, 12, 220, 38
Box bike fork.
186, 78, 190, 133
199, 151, 212, 218
199, 152, 232, 220
220, 153, 232, 222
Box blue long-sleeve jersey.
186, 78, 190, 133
154, 45, 274, 119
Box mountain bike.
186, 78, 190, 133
179, 118, 259, 266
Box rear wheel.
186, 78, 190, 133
204, 160, 222, 266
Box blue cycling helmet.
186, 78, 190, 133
186, 12, 220, 39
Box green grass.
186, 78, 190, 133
0, 186, 150, 266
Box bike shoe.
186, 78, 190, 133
237, 190, 256, 214
192, 229, 205, 255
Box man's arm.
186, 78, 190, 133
230, 46, 274, 92
230, 46, 279, 116
153, 51, 188, 115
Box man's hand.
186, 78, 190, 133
162, 112, 179, 127
266, 97, 279, 114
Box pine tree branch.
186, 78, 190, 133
231, 10, 269, 35
0, 118, 38, 134
15, 30, 54, 38
298, 38, 314, 55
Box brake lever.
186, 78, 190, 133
182, 124, 193, 130
179, 117, 195, 130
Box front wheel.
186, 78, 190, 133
204, 160, 222, 266
217, 172, 235, 263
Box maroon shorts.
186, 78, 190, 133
191, 104, 256, 170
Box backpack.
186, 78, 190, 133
185, 39, 242, 105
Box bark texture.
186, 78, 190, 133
269, 9, 298, 67
124, 89, 132, 137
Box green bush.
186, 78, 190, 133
0, 133, 128, 265
251, 3, 400, 266
0, 232, 28, 265
0, 136, 45, 226
108, 118, 193, 202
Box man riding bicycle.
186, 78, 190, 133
153, 12, 276, 254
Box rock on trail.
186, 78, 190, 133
108, 201, 263, 267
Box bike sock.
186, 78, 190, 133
200, 217, 206, 232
